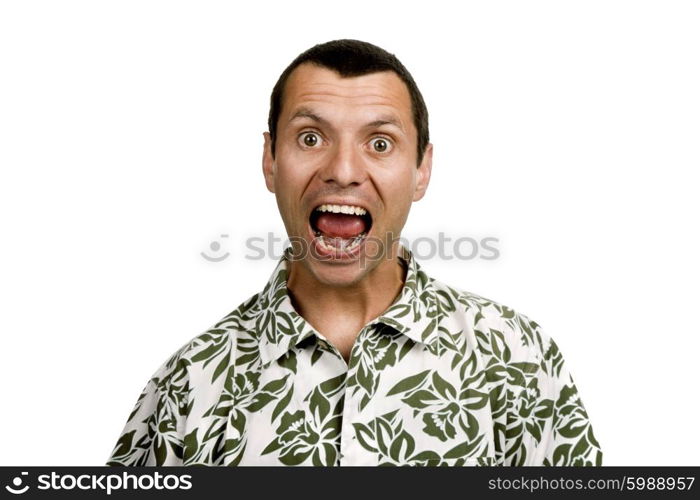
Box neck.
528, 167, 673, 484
285, 244, 407, 358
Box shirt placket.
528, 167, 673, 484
338, 324, 379, 466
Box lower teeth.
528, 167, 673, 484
315, 232, 367, 252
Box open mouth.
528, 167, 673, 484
309, 203, 373, 254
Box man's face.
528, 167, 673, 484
263, 62, 432, 287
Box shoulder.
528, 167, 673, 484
107, 294, 264, 465
426, 279, 601, 465
146, 292, 263, 389
430, 276, 561, 368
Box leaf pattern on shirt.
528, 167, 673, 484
345, 325, 405, 411
261, 373, 345, 465
107, 245, 603, 466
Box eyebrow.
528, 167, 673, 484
288, 107, 405, 133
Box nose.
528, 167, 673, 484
318, 138, 368, 187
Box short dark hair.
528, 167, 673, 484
267, 39, 430, 166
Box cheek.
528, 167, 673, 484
273, 157, 316, 229
375, 169, 416, 224
273, 156, 309, 196
275, 142, 319, 186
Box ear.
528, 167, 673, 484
262, 132, 276, 193
413, 142, 433, 202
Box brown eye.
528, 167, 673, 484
299, 132, 321, 148
370, 137, 392, 153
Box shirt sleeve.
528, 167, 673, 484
106, 354, 190, 466
500, 316, 603, 466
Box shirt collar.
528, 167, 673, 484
253, 243, 440, 366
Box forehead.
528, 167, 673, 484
280, 63, 413, 129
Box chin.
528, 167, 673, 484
305, 256, 375, 288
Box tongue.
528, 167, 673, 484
316, 213, 367, 239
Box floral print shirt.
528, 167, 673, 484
107, 245, 602, 466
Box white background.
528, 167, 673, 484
1, 0, 698, 466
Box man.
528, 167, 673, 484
107, 39, 602, 466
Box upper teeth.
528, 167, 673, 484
315, 204, 367, 216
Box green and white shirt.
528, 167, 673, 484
107, 245, 602, 466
